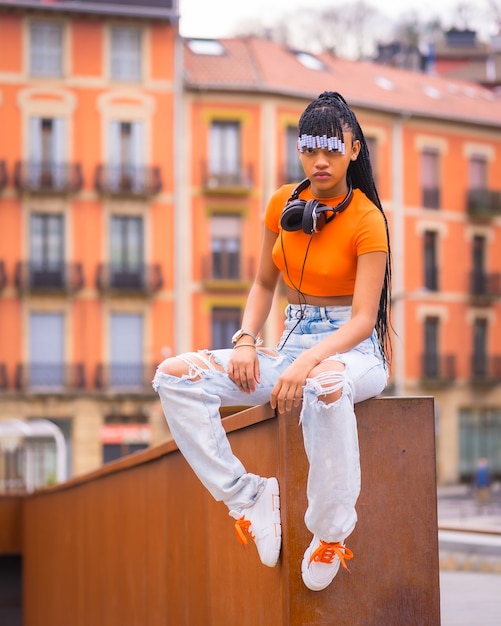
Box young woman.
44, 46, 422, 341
153, 91, 391, 591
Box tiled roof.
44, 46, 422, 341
184, 37, 501, 128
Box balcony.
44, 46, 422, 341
15, 261, 84, 293
422, 187, 440, 209
0, 260, 7, 290
467, 188, 501, 219
14, 162, 83, 194
95, 165, 162, 197
470, 355, 501, 386
14, 363, 86, 393
96, 263, 163, 294
469, 271, 501, 303
420, 353, 456, 386
0, 160, 7, 190
94, 363, 156, 393
0, 364, 8, 391
201, 162, 254, 195
201, 255, 255, 290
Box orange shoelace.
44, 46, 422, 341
234, 516, 254, 545
309, 540, 354, 572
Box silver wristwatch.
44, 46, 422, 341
231, 328, 257, 345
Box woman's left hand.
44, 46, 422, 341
270, 355, 313, 414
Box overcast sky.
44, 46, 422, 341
178, 0, 494, 41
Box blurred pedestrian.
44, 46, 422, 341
474, 457, 492, 510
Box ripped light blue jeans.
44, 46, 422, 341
153, 304, 388, 543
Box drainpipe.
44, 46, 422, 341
392, 114, 405, 396
173, 18, 188, 354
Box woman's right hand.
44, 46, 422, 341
228, 345, 260, 393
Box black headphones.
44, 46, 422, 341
280, 178, 353, 234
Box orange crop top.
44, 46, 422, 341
264, 184, 388, 297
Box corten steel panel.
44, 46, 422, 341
22, 397, 440, 626
278, 395, 440, 625
0, 497, 23, 554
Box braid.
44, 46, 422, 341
299, 91, 393, 363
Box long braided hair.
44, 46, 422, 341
298, 91, 392, 362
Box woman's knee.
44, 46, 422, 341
306, 361, 345, 403
158, 357, 189, 378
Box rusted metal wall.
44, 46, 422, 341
22, 397, 440, 625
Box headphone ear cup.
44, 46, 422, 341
280, 199, 306, 232
302, 200, 318, 234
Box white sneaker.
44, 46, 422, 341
230, 477, 281, 567
301, 536, 353, 591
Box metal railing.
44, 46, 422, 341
467, 189, 501, 218
94, 363, 157, 392
201, 255, 255, 284
95, 164, 162, 196
420, 353, 456, 383
14, 261, 84, 292
0, 160, 7, 189
14, 161, 83, 193
422, 187, 440, 209
201, 162, 254, 192
469, 271, 501, 299
96, 263, 163, 293
14, 363, 86, 392
470, 355, 501, 384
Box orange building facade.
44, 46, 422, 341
182, 38, 501, 484
0, 0, 178, 483
1, 8, 501, 486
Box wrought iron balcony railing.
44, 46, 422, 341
201, 162, 254, 193
201, 255, 255, 287
14, 161, 83, 193
94, 363, 156, 392
95, 165, 162, 196
96, 263, 163, 293
0, 160, 7, 190
469, 272, 501, 300
14, 363, 86, 392
15, 261, 84, 293
0, 261, 7, 290
0, 364, 8, 391
470, 355, 501, 384
467, 189, 501, 219
422, 187, 440, 209
420, 353, 456, 385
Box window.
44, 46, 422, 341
459, 408, 501, 479
209, 121, 241, 186
365, 136, 378, 182
285, 125, 303, 183
110, 26, 142, 81
108, 120, 144, 191
211, 307, 241, 349
29, 313, 64, 389
109, 313, 144, 387
421, 148, 440, 209
468, 155, 487, 190
30, 213, 64, 288
210, 216, 241, 280
110, 216, 144, 288
29, 117, 66, 188
423, 316, 439, 378
30, 21, 63, 77
472, 318, 488, 378
471, 234, 486, 295
423, 230, 439, 291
